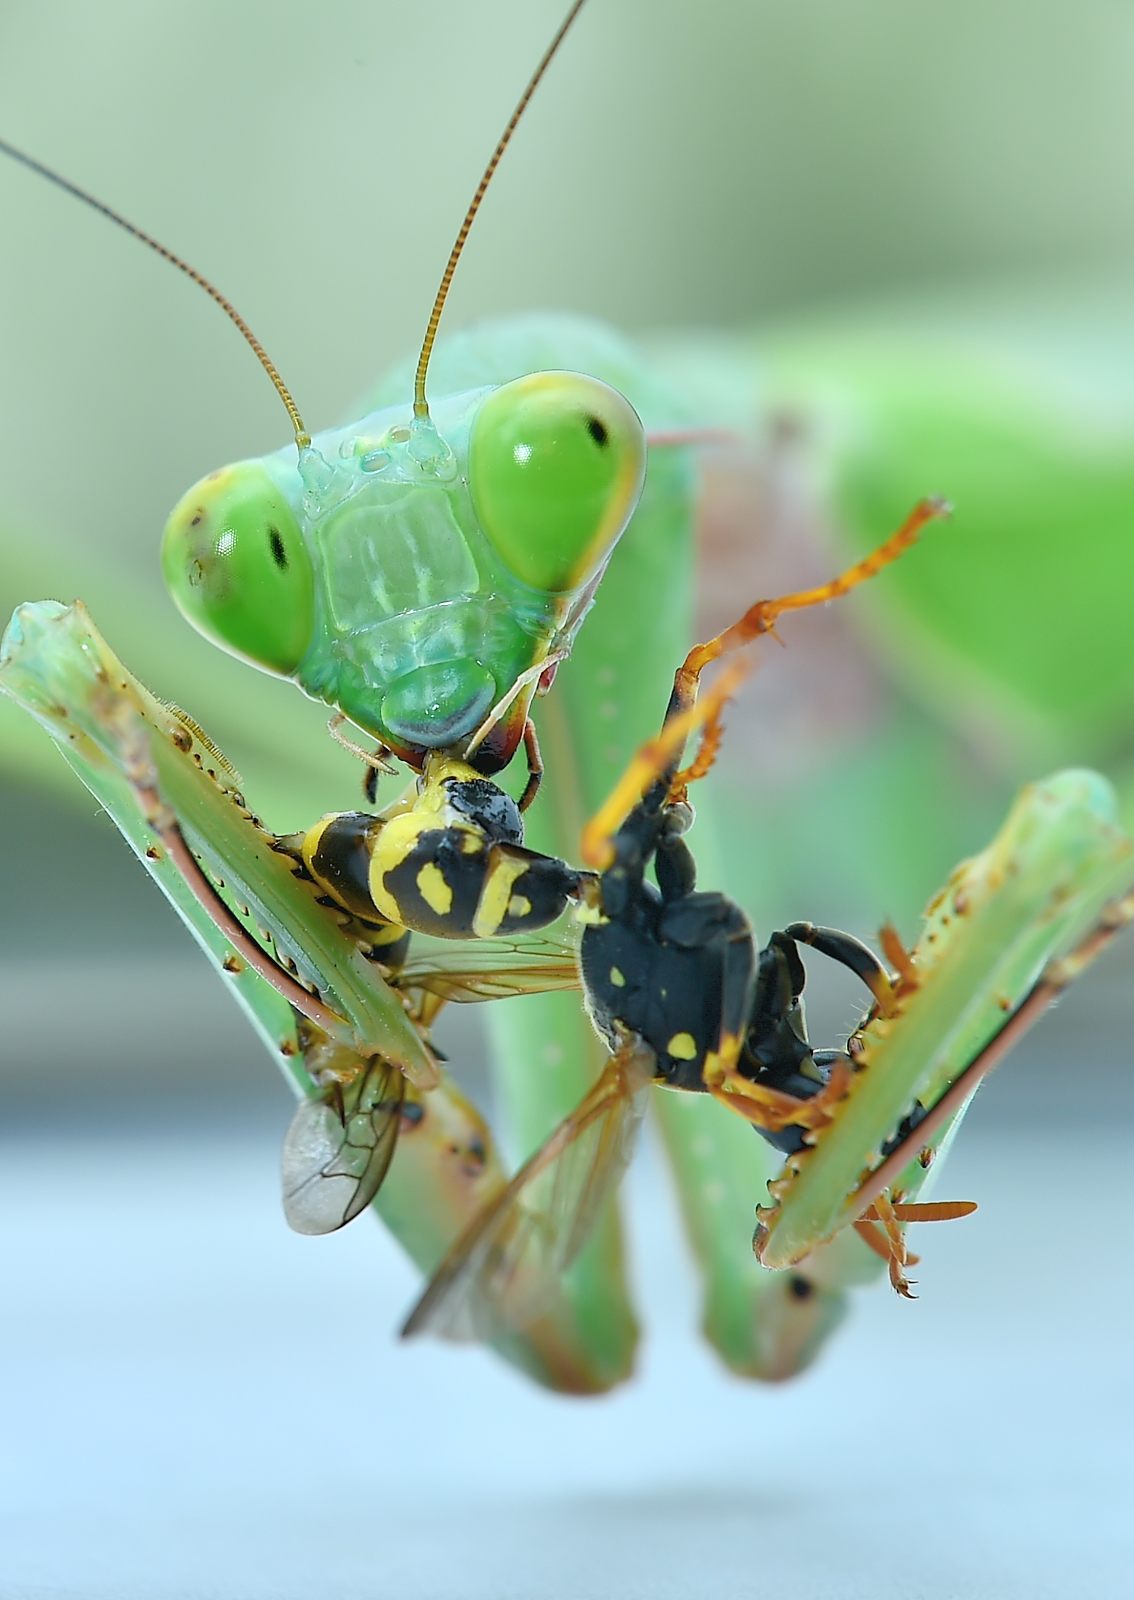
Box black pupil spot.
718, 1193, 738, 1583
788, 1274, 814, 1301
268, 528, 288, 570
586, 415, 609, 448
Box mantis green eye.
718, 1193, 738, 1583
162, 462, 315, 677
468, 372, 646, 593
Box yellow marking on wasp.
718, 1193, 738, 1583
299, 812, 336, 880
701, 1030, 743, 1087
507, 894, 532, 919
416, 863, 453, 917
420, 752, 481, 819
472, 851, 531, 938
609, 966, 626, 987
369, 920, 409, 946
667, 1031, 698, 1061
702, 1055, 725, 1088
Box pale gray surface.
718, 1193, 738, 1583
2, 1103, 1130, 1599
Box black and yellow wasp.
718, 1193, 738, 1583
265, 496, 975, 1319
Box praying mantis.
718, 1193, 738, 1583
2, 1, 1132, 1396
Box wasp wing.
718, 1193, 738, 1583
395, 930, 581, 1003
401, 1040, 652, 1342
281, 1057, 404, 1235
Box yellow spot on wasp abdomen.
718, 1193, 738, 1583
417, 863, 453, 916
472, 853, 531, 938
667, 1032, 698, 1061
609, 966, 626, 987
507, 895, 532, 919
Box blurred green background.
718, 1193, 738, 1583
3, 5, 1134, 1595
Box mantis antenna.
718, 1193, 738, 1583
412, 0, 589, 421
0, 135, 310, 451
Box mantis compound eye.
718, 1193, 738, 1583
162, 461, 315, 677
468, 371, 646, 594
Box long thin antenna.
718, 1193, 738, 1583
0, 136, 310, 450
412, 0, 588, 421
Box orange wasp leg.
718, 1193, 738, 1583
707, 1056, 855, 1135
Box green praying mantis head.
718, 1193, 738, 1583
8, 1, 627, 778
161, 368, 646, 772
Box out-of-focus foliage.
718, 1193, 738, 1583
765, 307, 1134, 763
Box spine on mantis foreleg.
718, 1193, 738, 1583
0, 598, 608, 1393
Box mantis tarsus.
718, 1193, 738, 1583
2, 1, 1132, 1394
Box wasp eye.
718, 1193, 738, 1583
162, 461, 315, 676
469, 372, 646, 594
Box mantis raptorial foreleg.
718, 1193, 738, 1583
0, 598, 623, 1394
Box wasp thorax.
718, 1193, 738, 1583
162, 460, 315, 677
441, 772, 524, 846
468, 371, 646, 595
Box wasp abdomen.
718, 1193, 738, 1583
376, 829, 578, 939
301, 765, 580, 942
301, 811, 385, 922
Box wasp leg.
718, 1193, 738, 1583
585, 505, 946, 872
783, 920, 898, 1016
581, 664, 746, 869
854, 1197, 978, 1297
516, 718, 544, 814
707, 1054, 854, 1134
669, 497, 948, 723
854, 1216, 923, 1270
363, 753, 391, 806
861, 1191, 916, 1298
853, 1216, 923, 1276
668, 681, 731, 803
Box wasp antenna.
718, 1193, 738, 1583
0, 136, 310, 450
412, 0, 588, 422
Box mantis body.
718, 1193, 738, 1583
2, 3, 1132, 1394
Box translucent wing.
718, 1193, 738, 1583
401, 1040, 653, 1342
281, 1057, 404, 1235
395, 930, 581, 1003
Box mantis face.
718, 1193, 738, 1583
163, 371, 645, 771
